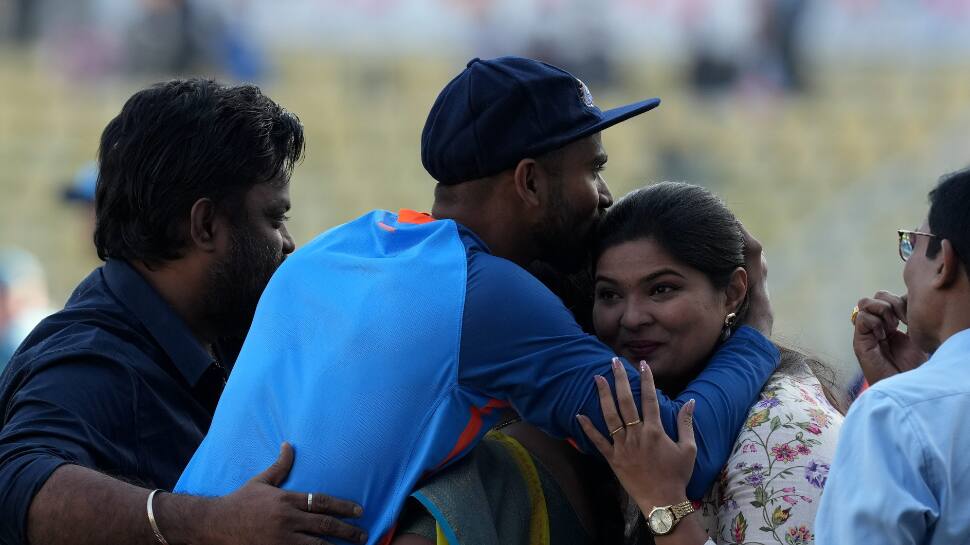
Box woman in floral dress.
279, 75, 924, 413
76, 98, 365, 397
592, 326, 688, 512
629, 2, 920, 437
698, 354, 842, 545
586, 182, 845, 545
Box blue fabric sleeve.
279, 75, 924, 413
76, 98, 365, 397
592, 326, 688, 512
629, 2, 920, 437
457, 252, 780, 499
815, 390, 936, 545
0, 355, 139, 545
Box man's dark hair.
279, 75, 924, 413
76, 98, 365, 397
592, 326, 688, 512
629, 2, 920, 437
927, 167, 970, 273
94, 78, 304, 265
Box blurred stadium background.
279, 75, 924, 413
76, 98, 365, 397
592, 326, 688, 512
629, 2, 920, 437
2, 0, 970, 385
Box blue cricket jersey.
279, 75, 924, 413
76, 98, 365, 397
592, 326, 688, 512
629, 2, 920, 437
176, 210, 779, 544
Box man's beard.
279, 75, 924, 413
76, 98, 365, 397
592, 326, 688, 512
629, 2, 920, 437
201, 230, 284, 340
533, 189, 600, 275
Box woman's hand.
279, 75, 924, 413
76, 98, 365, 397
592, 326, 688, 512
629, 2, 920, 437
577, 358, 695, 510
577, 358, 708, 544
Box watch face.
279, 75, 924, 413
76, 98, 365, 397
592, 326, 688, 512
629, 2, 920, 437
648, 508, 674, 535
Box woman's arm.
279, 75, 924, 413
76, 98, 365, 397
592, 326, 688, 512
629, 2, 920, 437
577, 361, 709, 545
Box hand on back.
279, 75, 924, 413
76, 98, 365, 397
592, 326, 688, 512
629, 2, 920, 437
197, 443, 367, 545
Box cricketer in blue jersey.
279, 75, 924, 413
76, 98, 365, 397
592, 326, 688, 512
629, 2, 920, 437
176, 57, 780, 545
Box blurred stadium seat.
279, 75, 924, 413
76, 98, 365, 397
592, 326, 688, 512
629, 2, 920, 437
1, 46, 969, 381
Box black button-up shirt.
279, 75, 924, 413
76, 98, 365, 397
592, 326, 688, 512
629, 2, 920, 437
0, 259, 236, 545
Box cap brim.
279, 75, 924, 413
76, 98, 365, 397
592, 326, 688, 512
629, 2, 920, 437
508, 97, 661, 170
529, 97, 661, 158
582, 97, 661, 137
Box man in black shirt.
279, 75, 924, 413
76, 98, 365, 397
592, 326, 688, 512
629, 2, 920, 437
0, 79, 366, 545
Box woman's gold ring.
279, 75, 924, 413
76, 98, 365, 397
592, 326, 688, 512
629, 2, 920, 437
625, 419, 642, 427
851, 306, 860, 325
609, 424, 625, 437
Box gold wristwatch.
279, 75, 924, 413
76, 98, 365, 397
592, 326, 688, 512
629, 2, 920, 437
645, 500, 695, 536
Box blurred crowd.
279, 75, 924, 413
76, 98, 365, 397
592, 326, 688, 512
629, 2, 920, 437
0, 0, 267, 81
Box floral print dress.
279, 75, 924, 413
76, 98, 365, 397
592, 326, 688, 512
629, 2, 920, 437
699, 362, 843, 545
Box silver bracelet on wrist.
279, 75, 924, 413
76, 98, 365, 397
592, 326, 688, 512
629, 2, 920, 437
146, 489, 171, 545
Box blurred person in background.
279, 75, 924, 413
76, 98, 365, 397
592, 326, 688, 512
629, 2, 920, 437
816, 168, 970, 544
125, 0, 219, 75
125, 0, 267, 81
60, 162, 99, 240
525, 0, 615, 89
0, 249, 53, 369
751, 0, 810, 93
683, 0, 747, 96
219, 0, 269, 82
1, 0, 39, 44
0, 78, 366, 545
175, 56, 779, 545
683, 0, 813, 97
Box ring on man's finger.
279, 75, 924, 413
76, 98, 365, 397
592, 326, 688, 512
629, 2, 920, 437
307, 493, 313, 513
851, 306, 860, 325
625, 419, 642, 427
609, 424, 625, 437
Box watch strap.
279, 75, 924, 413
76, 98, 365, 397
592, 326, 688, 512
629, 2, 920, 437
670, 499, 695, 521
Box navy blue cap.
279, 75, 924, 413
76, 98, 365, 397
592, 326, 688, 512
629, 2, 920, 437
421, 56, 660, 185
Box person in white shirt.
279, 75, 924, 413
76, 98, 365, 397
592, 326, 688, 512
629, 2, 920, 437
816, 167, 970, 544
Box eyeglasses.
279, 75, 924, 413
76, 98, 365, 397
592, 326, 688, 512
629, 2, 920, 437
898, 229, 941, 262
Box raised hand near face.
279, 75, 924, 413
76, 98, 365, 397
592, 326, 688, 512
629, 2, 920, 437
853, 291, 927, 385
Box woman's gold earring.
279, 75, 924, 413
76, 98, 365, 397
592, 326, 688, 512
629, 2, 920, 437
720, 312, 738, 341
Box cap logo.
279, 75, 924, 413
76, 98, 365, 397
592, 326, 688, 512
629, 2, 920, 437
577, 79, 595, 108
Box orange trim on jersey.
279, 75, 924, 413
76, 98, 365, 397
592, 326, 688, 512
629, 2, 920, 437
378, 523, 398, 545
397, 209, 435, 225
435, 399, 510, 470
377, 221, 396, 232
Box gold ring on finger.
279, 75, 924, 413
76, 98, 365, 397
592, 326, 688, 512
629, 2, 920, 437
851, 306, 860, 325
609, 424, 625, 437
625, 419, 642, 427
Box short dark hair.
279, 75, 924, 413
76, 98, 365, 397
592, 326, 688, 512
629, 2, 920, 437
594, 181, 745, 291
94, 78, 304, 265
928, 167, 970, 273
